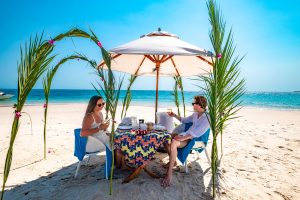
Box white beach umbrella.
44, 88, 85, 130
98, 29, 213, 121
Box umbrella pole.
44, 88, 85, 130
155, 63, 160, 123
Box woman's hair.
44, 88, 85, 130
194, 96, 207, 110
85, 96, 103, 115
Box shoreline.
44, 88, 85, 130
1, 102, 300, 111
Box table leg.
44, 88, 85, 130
122, 166, 144, 183
125, 164, 136, 171
143, 167, 161, 179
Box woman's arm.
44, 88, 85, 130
80, 114, 109, 136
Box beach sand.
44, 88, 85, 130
0, 104, 299, 199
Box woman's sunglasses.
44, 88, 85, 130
97, 102, 105, 107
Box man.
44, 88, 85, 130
161, 96, 210, 187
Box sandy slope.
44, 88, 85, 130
0, 104, 299, 199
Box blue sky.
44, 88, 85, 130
0, 0, 299, 92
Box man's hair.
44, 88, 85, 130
194, 96, 207, 109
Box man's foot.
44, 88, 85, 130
160, 175, 172, 188
163, 161, 177, 168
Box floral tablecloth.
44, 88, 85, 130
114, 130, 171, 166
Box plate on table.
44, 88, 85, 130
118, 125, 132, 130
153, 124, 166, 131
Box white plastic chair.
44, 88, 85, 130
74, 128, 112, 179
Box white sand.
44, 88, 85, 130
0, 104, 299, 199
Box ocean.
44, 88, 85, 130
0, 89, 300, 110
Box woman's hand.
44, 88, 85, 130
99, 122, 109, 131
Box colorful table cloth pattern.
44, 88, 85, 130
114, 130, 171, 166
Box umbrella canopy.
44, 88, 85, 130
98, 29, 213, 121
99, 30, 213, 77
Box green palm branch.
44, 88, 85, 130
1, 27, 105, 199
42, 54, 98, 159
172, 76, 181, 117
173, 75, 186, 117
1, 34, 55, 199
175, 76, 186, 117
92, 47, 124, 195
121, 75, 137, 119
196, 0, 246, 197
179, 78, 186, 117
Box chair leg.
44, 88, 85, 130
144, 167, 160, 178
204, 148, 210, 165
184, 161, 189, 174
74, 161, 82, 178
86, 156, 91, 166
105, 147, 112, 180
196, 151, 201, 160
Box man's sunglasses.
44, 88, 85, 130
97, 102, 105, 107
192, 102, 203, 108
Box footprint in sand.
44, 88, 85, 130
269, 132, 277, 135
274, 191, 291, 200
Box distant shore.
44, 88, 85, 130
1, 102, 300, 112
0, 89, 300, 109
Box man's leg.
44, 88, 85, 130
161, 139, 181, 187
163, 142, 177, 168
163, 133, 178, 155
162, 133, 179, 167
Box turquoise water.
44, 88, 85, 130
0, 89, 300, 109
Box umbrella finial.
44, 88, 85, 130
158, 27, 161, 32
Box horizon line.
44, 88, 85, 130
1, 88, 299, 93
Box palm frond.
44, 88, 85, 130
172, 76, 181, 117
198, 0, 246, 197
42, 54, 98, 159
1, 33, 55, 199
2, 27, 104, 199
92, 46, 124, 195
121, 75, 137, 119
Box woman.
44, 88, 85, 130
80, 96, 111, 151
161, 95, 210, 187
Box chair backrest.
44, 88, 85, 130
177, 123, 210, 164
74, 128, 87, 161
194, 129, 210, 146
156, 112, 174, 132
